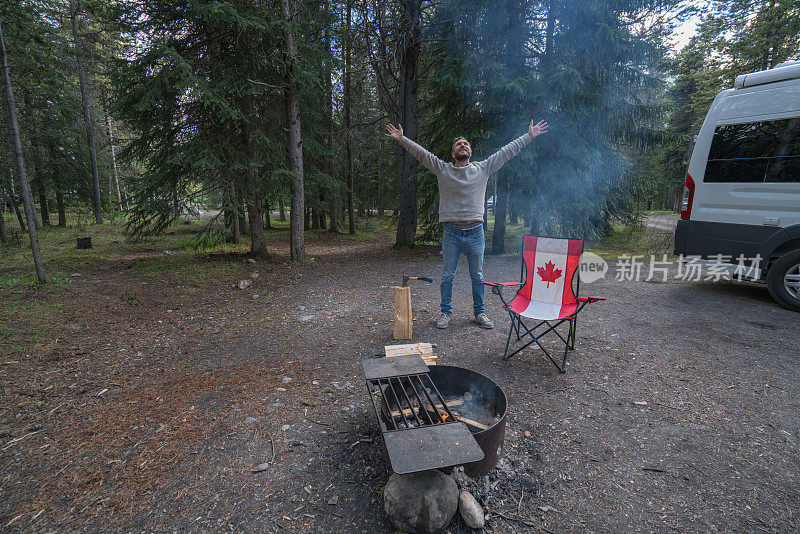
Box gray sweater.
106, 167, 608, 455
399, 133, 533, 222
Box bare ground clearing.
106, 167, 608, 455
1, 229, 798, 532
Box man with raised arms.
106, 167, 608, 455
386, 119, 548, 329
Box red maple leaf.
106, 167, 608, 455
537, 260, 563, 288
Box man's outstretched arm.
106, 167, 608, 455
385, 123, 447, 175
481, 120, 548, 175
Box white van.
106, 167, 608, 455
674, 61, 800, 312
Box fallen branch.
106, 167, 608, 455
494, 511, 538, 528
1, 430, 39, 451
305, 417, 331, 427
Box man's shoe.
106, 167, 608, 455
436, 313, 451, 329
474, 313, 494, 329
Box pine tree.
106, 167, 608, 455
1, 17, 45, 282
70, 0, 104, 224
113, 0, 288, 258
720, 0, 800, 72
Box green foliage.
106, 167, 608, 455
638, 1, 800, 211
418, 0, 680, 242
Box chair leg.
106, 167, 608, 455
503, 315, 578, 372
559, 325, 573, 373
570, 317, 576, 350
502, 316, 515, 360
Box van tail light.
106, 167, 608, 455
680, 174, 695, 220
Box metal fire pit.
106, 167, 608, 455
361, 355, 507, 477
427, 365, 507, 477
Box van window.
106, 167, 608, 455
704, 117, 800, 183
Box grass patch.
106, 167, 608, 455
120, 292, 143, 306
482, 214, 675, 258
596, 223, 675, 257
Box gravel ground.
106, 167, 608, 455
1, 234, 798, 532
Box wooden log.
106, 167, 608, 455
385, 342, 437, 364
389, 407, 490, 431
393, 286, 413, 340
388, 399, 464, 417
385, 342, 434, 358
453, 415, 490, 431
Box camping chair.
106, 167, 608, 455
485, 236, 604, 373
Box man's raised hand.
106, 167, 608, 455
385, 123, 404, 141
529, 119, 548, 138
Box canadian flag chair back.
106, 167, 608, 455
509, 236, 584, 320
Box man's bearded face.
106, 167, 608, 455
452, 138, 472, 162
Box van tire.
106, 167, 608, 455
767, 250, 800, 312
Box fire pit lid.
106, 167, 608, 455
361, 354, 429, 380
383, 423, 484, 474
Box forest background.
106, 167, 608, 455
2, 0, 799, 281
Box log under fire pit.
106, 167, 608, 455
362, 355, 507, 477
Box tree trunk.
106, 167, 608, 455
324, 0, 338, 234
544, 0, 555, 71
0, 195, 5, 243
377, 138, 385, 217
49, 141, 67, 226
224, 178, 239, 244
509, 197, 518, 225
26, 148, 41, 231
56, 190, 66, 226
237, 189, 249, 236
242, 94, 266, 258
394, 0, 422, 249
279, 197, 286, 221
103, 95, 123, 209
12, 195, 24, 230
23, 92, 42, 230
29, 135, 49, 228
264, 199, 272, 229
1, 19, 45, 282
283, 0, 305, 261
305, 206, 311, 230
247, 196, 266, 257
38, 178, 50, 227
8, 169, 24, 230
318, 193, 327, 229
122, 184, 131, 210
530, 0, 554, 237
245, 161, 266, 257
70, 0, 102, 224
491, 171, 509, 254
344, 0, 355, 234
0, 180, 6, 242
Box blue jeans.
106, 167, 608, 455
441, 223, 485, 317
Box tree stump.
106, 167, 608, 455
76, 236, 92, 249
393, 286, 413, 340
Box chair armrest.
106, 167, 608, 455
577, 296, 605, 303
484, 282, 524, 287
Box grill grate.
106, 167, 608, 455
361, 354, 484, 475
367, 373, 456, 431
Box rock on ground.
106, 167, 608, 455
383, 471, 458, 534
458, 490, 485, 529
236, 279, 252, 290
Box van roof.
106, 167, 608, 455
734, 61, 800, 89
